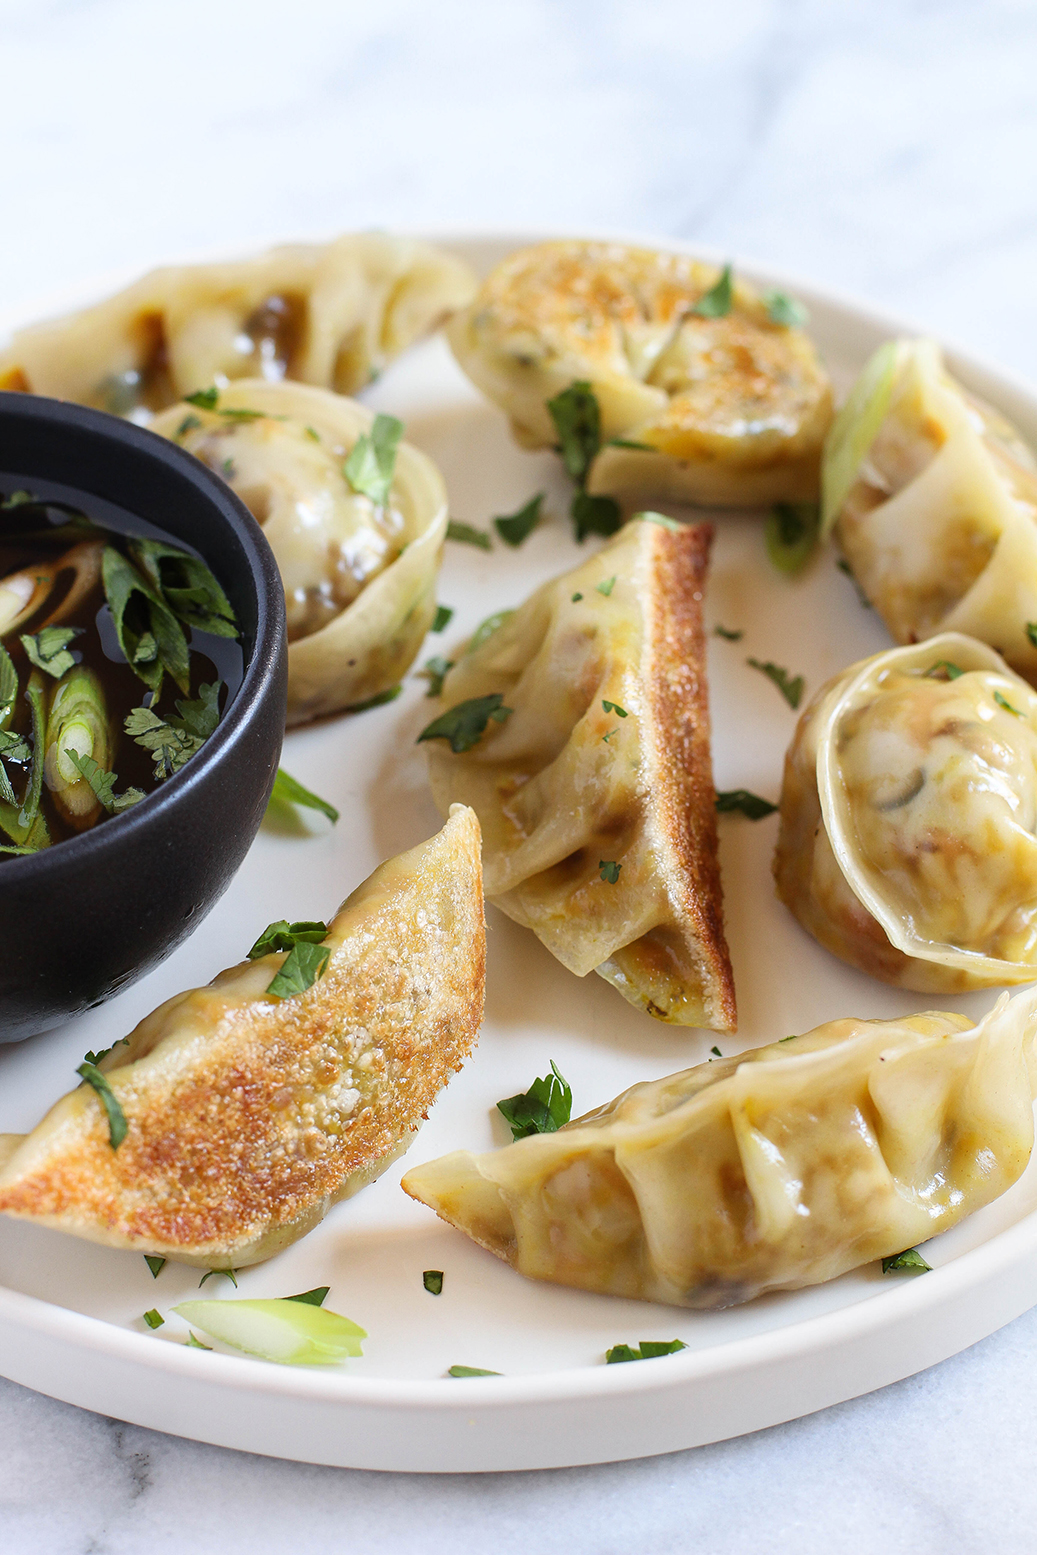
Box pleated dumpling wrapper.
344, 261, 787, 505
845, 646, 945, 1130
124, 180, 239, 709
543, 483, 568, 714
0, 232, 476, 418
421, 517, 736, 1032
448, 240, 833, 507
775, 634, 1037, 992
151, 380, 448, 724
0, 806, 484, 1268
403, 986, 1037, 1309
822, 337, 1037, 682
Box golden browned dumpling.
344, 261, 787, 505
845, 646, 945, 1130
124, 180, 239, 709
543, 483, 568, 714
0, 807, 484, 1267
0, 233, 476, 418
403, 988, 1037, 1309
448, 240, 833, 506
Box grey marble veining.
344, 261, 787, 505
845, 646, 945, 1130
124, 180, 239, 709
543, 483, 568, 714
3, 0, 1037, 1548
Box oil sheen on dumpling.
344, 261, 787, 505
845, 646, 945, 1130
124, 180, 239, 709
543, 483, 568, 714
150, 380, 447, 724
0, 232, 476, 419
448, 240, 833, 506
0, 806, 485, 1268
423, 517, 736, 1032
775, 633, 1037, 991
403, 986, 1037, 1309
822, 337, 1037, 681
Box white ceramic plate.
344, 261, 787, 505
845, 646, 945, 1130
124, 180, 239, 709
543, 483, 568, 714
3, 233, 1037, 1474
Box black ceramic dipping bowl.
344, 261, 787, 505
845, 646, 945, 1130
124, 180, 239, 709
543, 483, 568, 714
0, 392, 287, 1043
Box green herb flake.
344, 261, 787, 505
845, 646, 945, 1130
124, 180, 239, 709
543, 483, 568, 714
995, 689, 1023, 716
765, 502, 820, 575
432, 604, 454, 633
715, 789, 778, 820
710, 1045, 722, 1057
596, 576, 617, 597
65, 751, 145, 814
265, 941, 331, 1001
764, 291, 809, 328
713, 625, 744, 641
419, 656, 455, 698
779, 1034, 798, 1043
76, 1061, 128, 1150
176, 413, 203, 439
467, 610, 514, 655
143, 1309, 164, 1329
285, 1287, 330, 1307
633, 509, 681, 532
606, 1339, 687, 1363
268, 767, 339, 824
20, 626, 82, 679
747, 658, 804, 709
343, 412, 404, 506
423, 1270, 444, 1296
925, 661, 964, 681
571, 491, 622, 543
0, 729, 31, 765
82, 1039, 129, 1067
102, 546, 191, 694
417, 694, 513, 754
497, 1061, 573, 1141
217, 406, 267, 421
610, 438, 656, 451
125, 681, 221, 780
447, 1365, 501, 1378
248, 919, 329, 959
571, 592, 584, 603
599, 859, 621, 884
547, 381, 601, 485
145, 1256, 166, 1279
693, 264, 733, 318
127, 537, 238, 639
602, 729, 618, 743
882, 1247, 931, 1274
837, 558, 872, 607
602, 701, 628, 717
446, 520, 493, 550
494, 493, 544, 547
1027, 623, 1037, 650
185, 387, 219, 410
304, 425, 321, 443
345, 685, 402, 713
199, 1268, 238, 1288
186, 1332, 213, 1350
221, 458, 237, 480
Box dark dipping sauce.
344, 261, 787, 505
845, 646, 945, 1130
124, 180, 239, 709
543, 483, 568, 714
0, 476, 243, 854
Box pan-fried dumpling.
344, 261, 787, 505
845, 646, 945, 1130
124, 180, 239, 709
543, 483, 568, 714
422, 517, 736, 1031
150, 380, 448, 724
448, 240, 833, 506
822, 337, 1037, 681
0, 806, 484, 1268
775, 633, 1037, 991
0, 233, 476, 419
403, 987, 1037, 1309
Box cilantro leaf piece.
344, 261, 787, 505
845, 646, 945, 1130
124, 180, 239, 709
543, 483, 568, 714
606, 1339, 687, 1363
186, 1333, 213, 1350
419, 656, 455, 698
65, 751, 145, 814
715, 789, 778, 820
304, 425, 321, 443
76, 1061, 128, 1150
596, 576, 617, 597
710, 1045, 722, 1057
497, 1061, 573, 1141
0, 645, 18, 721
82, 1039, 129, 1067
694, 264, 733, 318
571, 491, 622, 543
345, 685, 402, 712
0, 673, 47, 847
602, 729, 618, 743
599, 859, 621, 884
285, 1287, 330, 1307
423, 1270, 444, 1296
0, 729, 31, 764
268, 768, 339, 825
571, 592, 583, 603
221, 458, 237, 480
494, 493, 544, 548
446, 520, 492, 550
713, 625, 743, 641
926, 661, 964, 680
127, 537, 239, 639
199, 1268, 238, 1288
837, 557, 872, 607
265, 941, 331, 1000
102, 546, 191, 694
467, 609, 514, 654
995, 689, 1023, 716
124, 700, 201, 782
20, 626, 82, 679
447, 1365, 501, 1378
343, 413, 404, 505
765, 502, 820, 575
1027, 623, 1037, 650
764, 291, 809, 328
248, 919, 329, 959
145, 1256, 166, 1279
432, 605, 454, 633
602, 701, 628, 717
610, 438, 656, 451
747, 658, 804, 709
143, 1309, 164, 1329
546, 382, 601, 485
173, 1299, 366, 1364
175, 413, 203, 439
417, 694, 513, 754
882, 1247, 931, 1274
185, 387, 219, 410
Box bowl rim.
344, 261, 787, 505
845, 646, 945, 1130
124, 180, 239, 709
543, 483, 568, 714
0, 389, 285, 880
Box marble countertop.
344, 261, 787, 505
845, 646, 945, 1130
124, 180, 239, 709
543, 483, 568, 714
4, 0, 1037, 1549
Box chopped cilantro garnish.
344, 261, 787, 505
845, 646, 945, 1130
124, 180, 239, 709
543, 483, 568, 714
221, 458, 237, 480
268, 768, 339, 824
837, 558, 872, 607
185, 387, 219, 410
764, 291, 808, 328
432, 604, 454, 633
65, 752, 145, 814
747, 658, 804, 709
610, 438, 656, 451
346, 685, 402, 712
571, 491, 622, 542
446, 520, 493, 550
925, 661, 964, 680
447, 1365, 501, 1377
765, 502, 820, 575
423, 1270, 444, 1295
143, 1310, 164, 1329
596, 576, 617, 597
127, 537, 239, 639
125, 682, 221, 780
199, 1268, 238, 1288
995, 689, 1023, 716
882, 1247, 931, 1274
20, 626, 82, 679
546, 381, 601, 485
710, 1045, 722, 1057
102, 546, 191, 694
186, 1332, 213, 1350
713, 625, 744, 641
494, 493, 544, 547
343, 413, 404, 505
0, 729, 31, 765
266, 940, 331, 1000
602, 700, 628, 717
175, 413, 202, 439
606, 1339, 687, 1363
497, 1061, 572, 1140
304, 425, 321, 442
693, 264, 733, 318
599, 859, 621, 884
145, 1256, 166, 1279
248, 919, 329, 959
571, 592, 583, 602
1028, 622, 1037, 650
602, 729, 618, 743
417, 694, 513, 754
286, 1287, 330, 1307
419, 656, 455, 697
715, 789, 778, 820
76, 1060, 128, 1150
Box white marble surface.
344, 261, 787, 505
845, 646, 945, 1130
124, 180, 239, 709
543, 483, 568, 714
4, 0, 1037, 1547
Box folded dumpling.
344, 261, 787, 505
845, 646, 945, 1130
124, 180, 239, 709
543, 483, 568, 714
421, 517, 736, 1031
822, 337, 1037, 681
150, 380, 447, 724
448, 240, 833, 506
0, 233, 476, 418
403, 987, 1037, 1308
775, 633, 1037, 991
0, 806, 484, 1267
